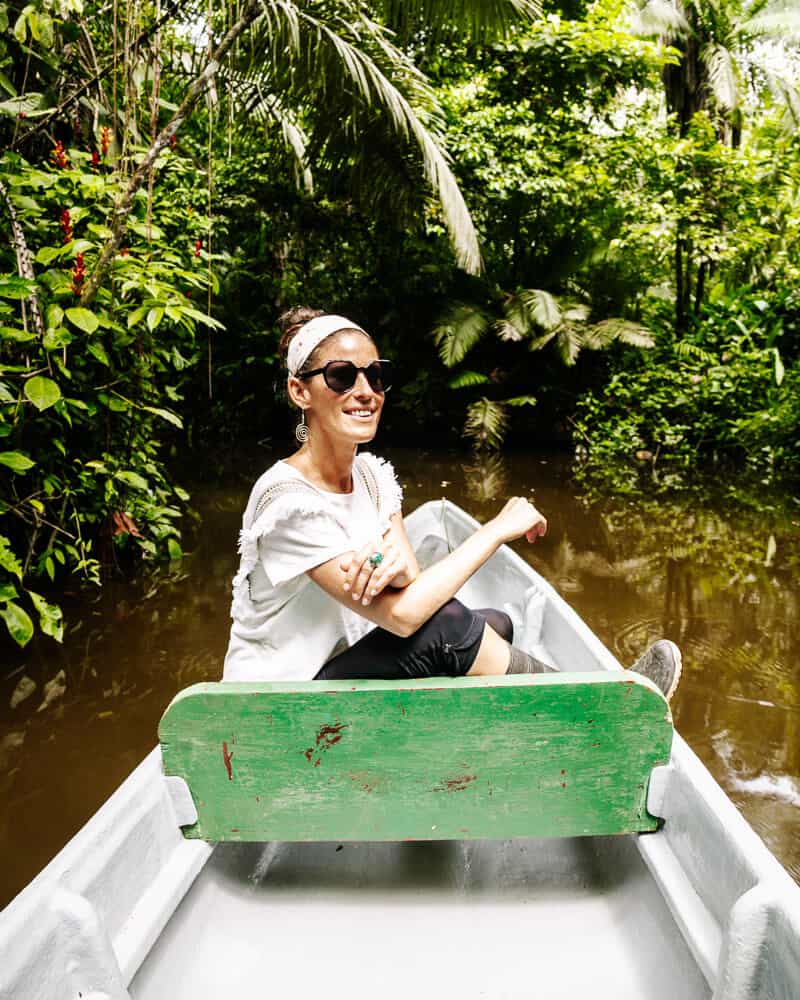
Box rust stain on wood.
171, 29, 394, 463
222, 740, 234, 781
304, 720, 349, 766
433, 773, 477, 793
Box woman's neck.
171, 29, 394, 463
285, 437, 357, 493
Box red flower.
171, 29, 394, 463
194, 238, 202, 258
71, 253, 86, 297
101, 127, 111, 157
60, 209, 73, 243
169, 134, 177, 151
17, 112, 26, 120
91, 150, 100, 171
119, 246, 129, 257
52, 141, 68, 169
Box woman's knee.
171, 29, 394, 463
428, 599, 478, 644
477, 607, 514, 644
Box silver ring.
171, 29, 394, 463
368, 551, 383, 568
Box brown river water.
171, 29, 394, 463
1, 446, 798, 908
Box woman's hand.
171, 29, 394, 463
340, 539, 416, 606
488, 497, 548, 546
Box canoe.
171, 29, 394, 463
1, 499, 798, 1000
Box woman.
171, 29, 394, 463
223, 307, 681, 697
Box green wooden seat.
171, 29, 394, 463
159, 673, 673, 842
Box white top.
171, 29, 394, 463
223, 452, 403, 682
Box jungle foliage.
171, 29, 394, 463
1, 0, 799, 648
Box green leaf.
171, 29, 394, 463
29, 591, 64, 642
0, 582, 18, 602
0, 325, 36, 342
0, 450, 35, 473
167, 538, 183, 561
0, 276, 37, 299
35, 245, 65, 265
12, 11, 27, 43
46, 304, 64, 328
24, 375, 61, 411
87, 341, 110, 366
773, 348, 785, 387
506, 395, 537, 407
115, 470, 149, 491
141, 404, 183, 429
65, 307, 99, 333
0, 601, 34, 647
448, 371, 490, 389
43, 327, 72, 351
146, 307, 164, 331
0, 535, 22, 579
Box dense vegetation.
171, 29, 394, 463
1, 0, 799, 648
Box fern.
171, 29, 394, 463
464, 397, 509, 450
433, 304, 491, 367
448, 370, 491, 388
675, 341, 717, 364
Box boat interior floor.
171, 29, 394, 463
130, 834, 711, 999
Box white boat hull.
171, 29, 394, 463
1, 500, 798, 999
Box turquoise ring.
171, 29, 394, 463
368, 551, 384, 568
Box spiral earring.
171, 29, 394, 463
295, 410, 309, 444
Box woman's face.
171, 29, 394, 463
289, 331, 384, 446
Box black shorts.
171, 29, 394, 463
314, 599, 512, 681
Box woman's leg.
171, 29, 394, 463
316, 600, 493, 681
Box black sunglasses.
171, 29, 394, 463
297, 359, 393, 394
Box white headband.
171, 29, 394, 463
286, 314, 368, 375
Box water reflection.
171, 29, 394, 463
1, 446, 798, 908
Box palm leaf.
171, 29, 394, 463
449, 370, 492, 388
518, 287, 562, 331
675, 340, 716, 363
246, 3, 482, 272
495, 294, 532, 342
743, 3, 800, 40
379, 0, 540, 46
704, 43, 739, 111
585, 319, 656, 350
433, 304, 491, 367
464, 397, 509, 450
554, 325, 584, 366
630, 0, 690, 39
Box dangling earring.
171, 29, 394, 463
295, 410, 309, 444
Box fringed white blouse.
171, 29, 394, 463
223, 452, 403, 682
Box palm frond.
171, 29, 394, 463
518, 287, 562, 330
505, 394, 537, 407
630, 0, 690, 39
464, 397, 509, 450
433, 303, 491, 367
743, 3, 800, 40
448, 370, 492, 388
767, 72, 800, 135
248, 3, 482, 272
554, 325, 584, 366
463, 453, 510, 502
675, 340, 716, 363
378, 0, 540, 47
585, 318, 656, 350
495, 294, 532, 342
241, 84, 314, 192
704, 43, 739, 111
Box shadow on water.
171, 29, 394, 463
1, 444, 798, 907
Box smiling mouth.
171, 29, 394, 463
345, 409, 376, 419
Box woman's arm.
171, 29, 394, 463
338, 512, 419, 591
308, 497, 546, 638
